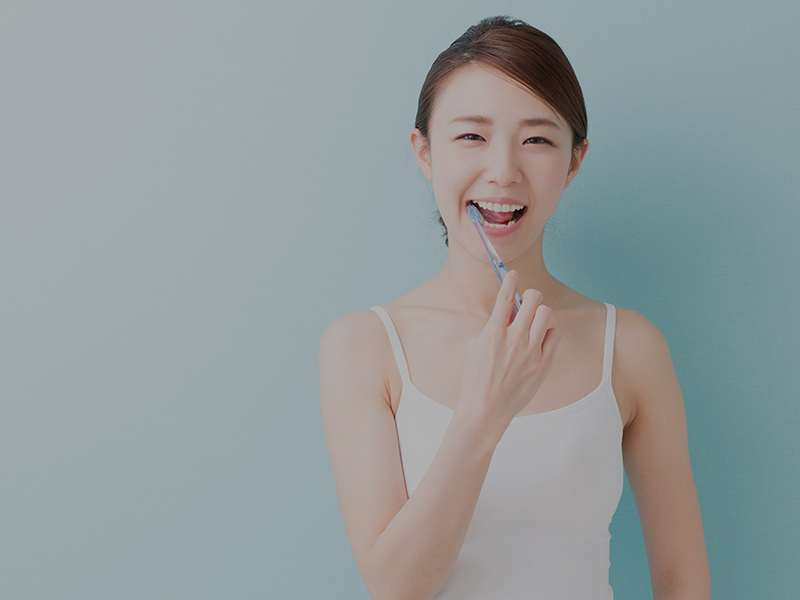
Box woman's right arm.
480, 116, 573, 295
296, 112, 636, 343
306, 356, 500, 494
320, 274, 557, 600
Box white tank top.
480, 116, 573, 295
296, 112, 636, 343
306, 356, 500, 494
370, 304, 624, 599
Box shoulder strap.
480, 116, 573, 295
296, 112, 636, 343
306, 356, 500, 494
369, 306, 411, 384
602, 303, 617, 383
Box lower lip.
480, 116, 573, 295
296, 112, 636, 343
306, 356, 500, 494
481, 213, 526, 237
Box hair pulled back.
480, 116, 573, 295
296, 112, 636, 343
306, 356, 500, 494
415, 16, 587, 151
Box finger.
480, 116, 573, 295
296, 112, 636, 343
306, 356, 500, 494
510, 288, 542, 333
529, 303, 553, 345
488, 270, 519, 327
540, 326, 560, 364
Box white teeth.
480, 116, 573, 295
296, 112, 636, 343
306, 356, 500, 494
483, 216, 521, 228
475, 200, 524, 213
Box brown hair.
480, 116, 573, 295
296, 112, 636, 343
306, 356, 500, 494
414, 16, 588, 244
416, 16, 587, 149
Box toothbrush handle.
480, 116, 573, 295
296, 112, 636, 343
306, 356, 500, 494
511, 291, 522, 316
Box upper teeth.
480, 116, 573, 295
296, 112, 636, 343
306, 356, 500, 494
474, 201, 524, 213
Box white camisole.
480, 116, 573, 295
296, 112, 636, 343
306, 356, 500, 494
370, 304, 624, 599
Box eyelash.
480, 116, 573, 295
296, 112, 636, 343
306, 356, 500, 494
456, 133, 485, 141
455, 133, 552, 146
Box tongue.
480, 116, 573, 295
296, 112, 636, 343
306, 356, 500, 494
480, 208, 515, 225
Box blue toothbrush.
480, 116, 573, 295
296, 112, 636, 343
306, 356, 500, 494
466, 204, 522, 315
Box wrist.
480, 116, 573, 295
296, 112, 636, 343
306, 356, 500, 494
449, 407, 504, 456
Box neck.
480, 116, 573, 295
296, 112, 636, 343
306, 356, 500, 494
432, 236, 563, 318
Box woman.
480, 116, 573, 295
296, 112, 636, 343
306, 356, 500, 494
320, 16, 709, 600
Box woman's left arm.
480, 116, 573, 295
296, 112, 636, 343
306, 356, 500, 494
614, 308, 711, 600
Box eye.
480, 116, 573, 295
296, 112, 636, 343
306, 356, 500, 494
456, 133, 485, 142
523, 136, 552, 145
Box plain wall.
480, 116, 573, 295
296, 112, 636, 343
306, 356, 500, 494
2, 0, 798, 598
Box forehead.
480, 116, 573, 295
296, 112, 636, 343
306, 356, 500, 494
430, 64, 567, 130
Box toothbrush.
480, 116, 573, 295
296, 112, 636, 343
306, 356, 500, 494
466, 203, 522, 316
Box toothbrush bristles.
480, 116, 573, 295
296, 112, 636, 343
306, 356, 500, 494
466, 203, 485, 225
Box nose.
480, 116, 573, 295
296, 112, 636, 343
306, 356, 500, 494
484, 141, 521, 186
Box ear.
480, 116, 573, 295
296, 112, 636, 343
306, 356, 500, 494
410, 128, 433, 181
564, 139, 589, 189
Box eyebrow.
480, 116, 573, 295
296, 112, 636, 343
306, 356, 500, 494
520, 117, 561, 128
449, 115, 492, 125
449, 115, 561, 128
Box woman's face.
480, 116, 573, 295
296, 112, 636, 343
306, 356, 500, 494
412, 64, 586, 264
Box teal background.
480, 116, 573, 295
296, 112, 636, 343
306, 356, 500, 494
2, 1, 798, 598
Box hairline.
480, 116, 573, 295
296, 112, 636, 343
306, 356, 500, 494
421, 62, 574, 143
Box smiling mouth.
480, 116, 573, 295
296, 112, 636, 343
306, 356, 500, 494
468, 201, 527, 228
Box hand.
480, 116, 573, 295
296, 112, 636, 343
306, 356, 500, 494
457, 271, 560, 440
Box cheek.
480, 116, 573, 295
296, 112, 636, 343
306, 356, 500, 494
533, 154, 573, 190
430, 148, 475, 201
431, 146, 470, 179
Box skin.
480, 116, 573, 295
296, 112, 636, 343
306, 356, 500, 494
320, 64, 710, 600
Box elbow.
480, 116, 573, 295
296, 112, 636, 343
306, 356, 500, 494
360, 554, 437, 600
362, 573, 436, 600
652, 567, 711, 600
362, 580, 407, 600
367, 589, 435, 600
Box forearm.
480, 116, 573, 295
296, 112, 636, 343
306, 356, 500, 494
362, 413, 499, 600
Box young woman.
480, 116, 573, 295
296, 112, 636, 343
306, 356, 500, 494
320, 16, 709, 600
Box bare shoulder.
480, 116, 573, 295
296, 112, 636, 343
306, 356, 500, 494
319, 309, 395, 412
320, 309, 387, 356
614, 307, 671, 363
612, 307, 679, 427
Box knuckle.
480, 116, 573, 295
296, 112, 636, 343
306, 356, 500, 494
486, 322, 505, 342
543, 330, 560, 356
524, 288, 543, 304
507, 327, 524, 346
